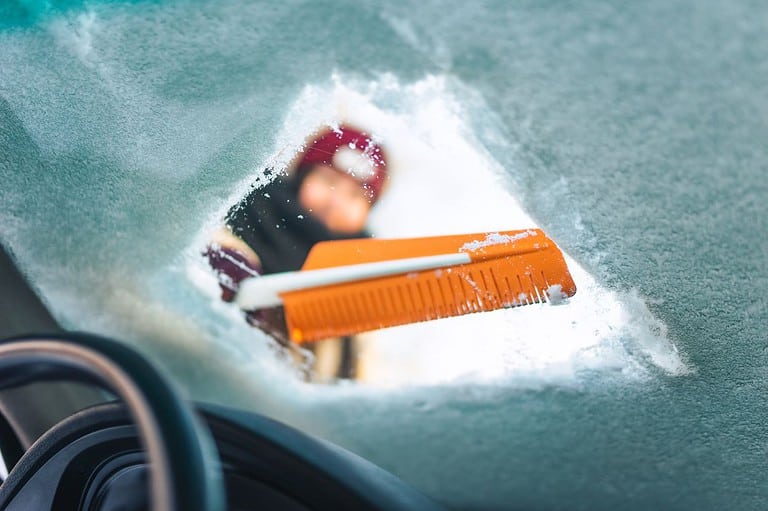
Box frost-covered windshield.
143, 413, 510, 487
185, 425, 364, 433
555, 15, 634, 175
2, 1, 767, 509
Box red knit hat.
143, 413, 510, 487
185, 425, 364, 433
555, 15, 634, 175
296, 126, 388, 203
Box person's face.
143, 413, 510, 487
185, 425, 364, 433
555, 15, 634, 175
298, 164, 372, 234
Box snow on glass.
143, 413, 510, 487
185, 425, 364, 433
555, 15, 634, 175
459, 230, 538, 252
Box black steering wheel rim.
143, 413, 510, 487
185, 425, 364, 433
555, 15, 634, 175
0, 333, 226, 511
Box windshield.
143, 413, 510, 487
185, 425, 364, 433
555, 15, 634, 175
2, 1, 767, 509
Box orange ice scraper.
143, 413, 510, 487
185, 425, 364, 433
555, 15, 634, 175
235, 229, 577, 343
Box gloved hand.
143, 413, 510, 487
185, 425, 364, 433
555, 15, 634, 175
204, 244, 262, 302
204, 244, 290, 344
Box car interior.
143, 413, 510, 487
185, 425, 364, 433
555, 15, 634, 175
0, 241, 446, 511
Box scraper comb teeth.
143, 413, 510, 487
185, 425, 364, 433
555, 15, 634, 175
282, 230, 576, 343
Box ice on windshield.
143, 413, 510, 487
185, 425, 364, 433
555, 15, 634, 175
0, 4, 688, 399
5, 1, 768, 508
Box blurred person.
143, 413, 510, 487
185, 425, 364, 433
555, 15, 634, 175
205, 125, 388, 380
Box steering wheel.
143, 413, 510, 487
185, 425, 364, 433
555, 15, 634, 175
0, 333, 226, 511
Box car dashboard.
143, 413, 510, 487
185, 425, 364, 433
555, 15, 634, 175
0, 244, 444, 511
0, 335, 444, 511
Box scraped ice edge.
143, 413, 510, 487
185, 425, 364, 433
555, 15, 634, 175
183, 73, 690, 391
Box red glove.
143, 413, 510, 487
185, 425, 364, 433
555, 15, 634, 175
204, 245, 290, 343
204, 245, 262, 302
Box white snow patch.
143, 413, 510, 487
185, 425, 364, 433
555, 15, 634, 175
460, 230, 538, 252
545, 284, 568, 305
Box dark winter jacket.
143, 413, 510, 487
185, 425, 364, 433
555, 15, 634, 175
226, 176, 369, 274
